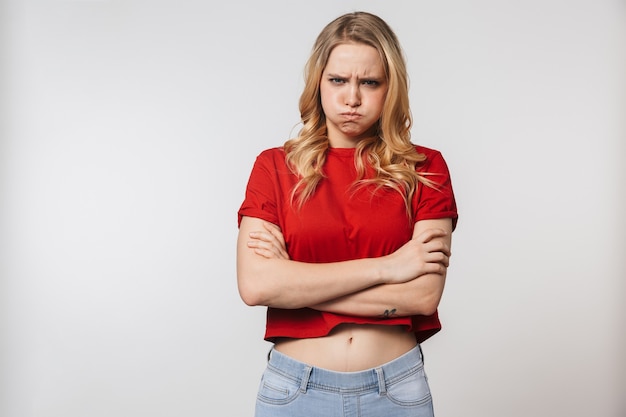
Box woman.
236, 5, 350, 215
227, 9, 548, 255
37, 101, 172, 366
237, 11, 458, 417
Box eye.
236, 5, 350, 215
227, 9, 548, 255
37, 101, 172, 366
362, 80, 380, 87
329, 77, 346, 84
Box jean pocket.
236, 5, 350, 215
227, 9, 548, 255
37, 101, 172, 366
256, 368, 302, 406
385, 366, 432, 407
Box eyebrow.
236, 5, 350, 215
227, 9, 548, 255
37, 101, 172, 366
325, 73, 384, 81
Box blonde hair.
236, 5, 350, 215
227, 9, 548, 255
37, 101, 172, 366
284, 11, 432, 216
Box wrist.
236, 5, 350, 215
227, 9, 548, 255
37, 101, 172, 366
373, 256, 390, 285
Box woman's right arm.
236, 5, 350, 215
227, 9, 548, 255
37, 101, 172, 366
236, 216, 449, 309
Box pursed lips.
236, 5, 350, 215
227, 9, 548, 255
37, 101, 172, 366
340, 112, 362, 120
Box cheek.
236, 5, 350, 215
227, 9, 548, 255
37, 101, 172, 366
373, 92, 387, 113
319, 87, 334, 113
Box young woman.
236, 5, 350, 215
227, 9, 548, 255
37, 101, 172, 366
237, 11, 458, 417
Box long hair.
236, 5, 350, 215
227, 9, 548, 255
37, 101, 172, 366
284, 11, 432, 216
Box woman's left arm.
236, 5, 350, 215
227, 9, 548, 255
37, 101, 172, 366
311, 218, 452, 317
247, 218, 453, 317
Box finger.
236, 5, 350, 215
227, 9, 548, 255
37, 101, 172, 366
424, 240, 451, 256
248, 233, 290, 260
253, 224, 282, 243
249, 230, 270, 240
263, 222, 286, 246
427, 251, 449, 267
249, 230, 278, 245
253, 248, 282, 259
248, 241, 287, 259
415, 228, 447, 243
260, 223, 288, 259
422, 262, 447, 275
247, 240, 273, 259
253, 222, 290, 260
247, 240, 269, 250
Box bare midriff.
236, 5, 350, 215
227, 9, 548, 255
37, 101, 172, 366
273, 323, 417, 372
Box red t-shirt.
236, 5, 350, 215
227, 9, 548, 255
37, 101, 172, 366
238, 145, 458, 343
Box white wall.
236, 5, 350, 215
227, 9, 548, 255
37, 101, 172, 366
1, 1, 624, 416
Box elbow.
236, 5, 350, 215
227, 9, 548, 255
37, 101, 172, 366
237, 259, 291, 308
406, 294, 439, 316
419, 287, 444, 316
237, 278, 266, 307
239, 289, 262, 307
417, 272, 446, 316
404, 278, 444, 316
236, 267, 266, 306
402, 294, 439, 317
237, 264, 280, 307
419, 298, 440, 316
239, 283, 300, 309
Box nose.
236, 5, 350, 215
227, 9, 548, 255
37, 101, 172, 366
346, 85, 361, 107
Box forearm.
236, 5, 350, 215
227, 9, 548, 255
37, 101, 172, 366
237, 216, 388, 309
237, 252, 385, 310
310, 272, 446, 317
237, 216, 451, 310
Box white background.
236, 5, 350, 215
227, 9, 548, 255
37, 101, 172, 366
1, 1, 624, 416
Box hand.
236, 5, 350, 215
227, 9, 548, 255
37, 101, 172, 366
381, 228, 450, 284
247, 221, 290, 260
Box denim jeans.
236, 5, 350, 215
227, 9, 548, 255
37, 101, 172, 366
254, 345, 435, 417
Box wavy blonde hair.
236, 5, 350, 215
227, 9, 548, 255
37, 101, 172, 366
284, 11, 432, 216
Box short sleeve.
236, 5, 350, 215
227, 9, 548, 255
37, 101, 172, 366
237, 149, 283, 228
413, 148, 458, 230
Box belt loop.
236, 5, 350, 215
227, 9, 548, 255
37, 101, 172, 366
375, 367, 386, 395
418, 344, 425, 365
299, 366, 312, 393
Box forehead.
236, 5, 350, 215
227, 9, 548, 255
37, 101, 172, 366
324, 43, 384, 75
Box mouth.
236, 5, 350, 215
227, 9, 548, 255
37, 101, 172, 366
341, 112, 362, 120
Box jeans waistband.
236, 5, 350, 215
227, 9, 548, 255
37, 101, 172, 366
267, 345, 424, 394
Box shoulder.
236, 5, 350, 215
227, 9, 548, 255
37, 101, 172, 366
253, 147, 287, 167
258, 146, 285, 157
256, 146, 285, 160
414, 144, 442, 159
257, 146, 286, 161
414, 145, 449, 172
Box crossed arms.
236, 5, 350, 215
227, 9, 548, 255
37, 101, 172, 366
236, 216, 453, 318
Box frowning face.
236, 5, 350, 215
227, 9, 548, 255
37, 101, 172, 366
320, 43, 388, 148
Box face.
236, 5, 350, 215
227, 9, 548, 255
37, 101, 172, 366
320, 43, 388, 148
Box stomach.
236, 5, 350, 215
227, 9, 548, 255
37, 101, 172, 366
273, 323, 417, 372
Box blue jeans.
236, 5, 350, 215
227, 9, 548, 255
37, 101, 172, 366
254, 345, 435, 417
